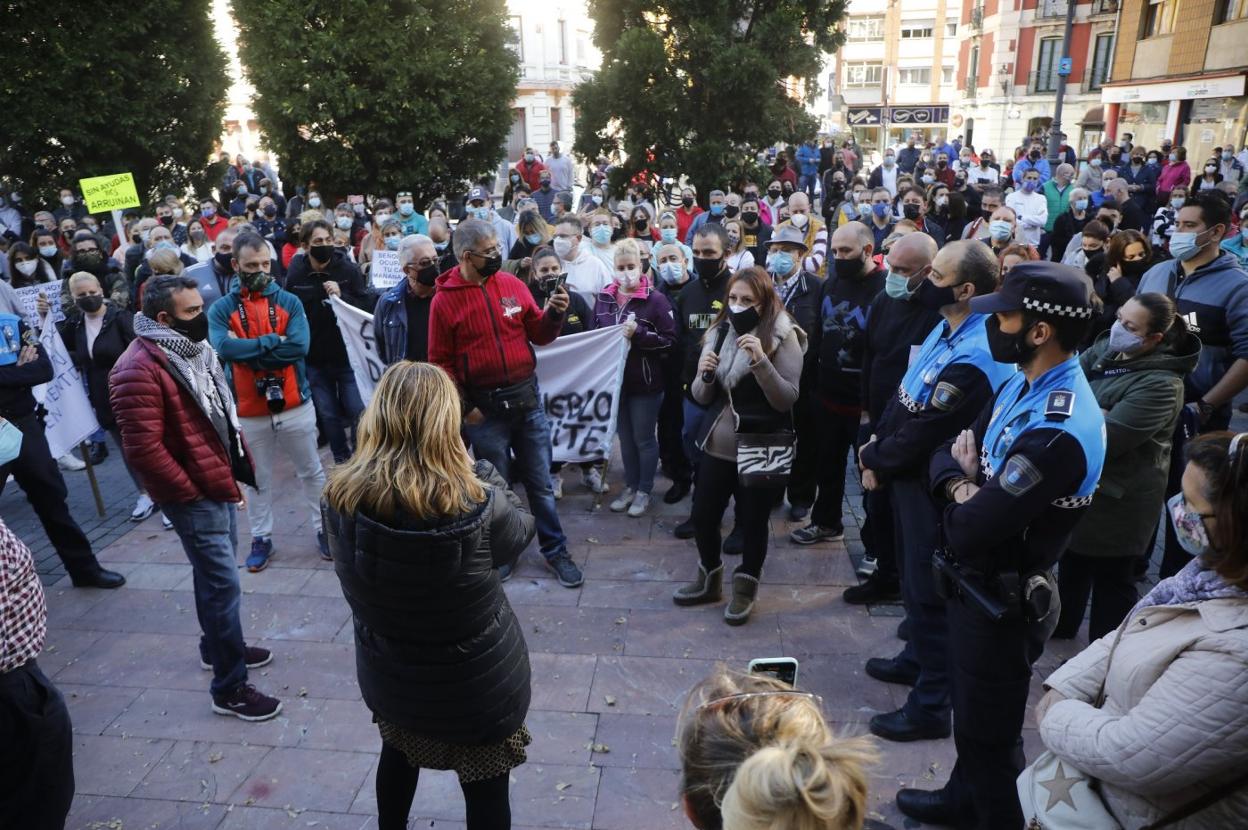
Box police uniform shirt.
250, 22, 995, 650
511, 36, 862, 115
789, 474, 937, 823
862, 313, 1015, 480
929, 354, 1107, 574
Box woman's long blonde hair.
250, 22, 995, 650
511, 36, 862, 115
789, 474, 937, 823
323, 362, 485, 521
678, 666, 876, 830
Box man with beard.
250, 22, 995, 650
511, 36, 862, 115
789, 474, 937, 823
64, 230, 128, 311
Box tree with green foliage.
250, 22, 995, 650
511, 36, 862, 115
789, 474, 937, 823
232, 0, 520, 206
572, 0, 846, 201
1, 0, 228, 208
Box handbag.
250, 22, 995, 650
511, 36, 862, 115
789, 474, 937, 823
1019, 621, 1248, 830
736, 432, 795, 487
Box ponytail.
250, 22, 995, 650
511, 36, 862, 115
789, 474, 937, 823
720, 737, 875, 830
1134, 291, 1192, 352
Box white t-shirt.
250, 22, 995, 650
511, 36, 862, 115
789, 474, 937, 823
84, 313, 104, 359
727, 249, 755, 272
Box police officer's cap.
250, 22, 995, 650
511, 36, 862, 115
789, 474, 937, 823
768, 224, 810, 255
969, 261, 1094, 320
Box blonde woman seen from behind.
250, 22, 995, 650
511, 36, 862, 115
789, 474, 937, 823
322, 362, 537, 830
679, 666, 882, 830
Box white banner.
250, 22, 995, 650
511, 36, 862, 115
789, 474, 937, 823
15, 283, 65, 330
328, 295, 386, 405
32, 325, 100, 459
330, 297, 628, 462
369, 250, 403, 290
535, 325, 628, 462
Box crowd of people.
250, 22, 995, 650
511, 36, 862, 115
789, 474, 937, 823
2, 127, 1248, 830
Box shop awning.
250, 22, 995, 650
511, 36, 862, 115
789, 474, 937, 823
1079, 106, 1104, 126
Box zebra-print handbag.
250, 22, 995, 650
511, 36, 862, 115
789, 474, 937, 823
736, 432, 796, 488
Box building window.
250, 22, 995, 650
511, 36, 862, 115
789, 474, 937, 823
900, 19, 935, 38
1216, 0, 1248, 21
1089, 33, 1114, 89
843, 62, 884, 87
846, 16, 884, 41
558, 19, 568, 64
508, 16, 523, 61
946, 18, 959, 36
1144, 0, 1180, 36
550, 107, 562, 142
1035, 37, 1062, 92
898, 67, 932, 85
941, 66, 955, 84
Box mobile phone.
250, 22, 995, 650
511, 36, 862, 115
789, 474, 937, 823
748, 656, 799, 687
540, 272, 568, 293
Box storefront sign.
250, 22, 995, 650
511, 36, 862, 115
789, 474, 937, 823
1102, 74, 1246, 104
846, 106, 951, 126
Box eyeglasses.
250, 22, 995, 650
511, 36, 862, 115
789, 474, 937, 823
696, 690, 822, 712
470, 247, 503, 259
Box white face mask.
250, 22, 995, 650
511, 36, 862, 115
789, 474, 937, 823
616, 266, 640, 288
553, 237, 575, 259
15, 260, 39, 277
790, 213, 808, 229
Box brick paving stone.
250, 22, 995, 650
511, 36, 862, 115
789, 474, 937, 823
134, 739, 273, 803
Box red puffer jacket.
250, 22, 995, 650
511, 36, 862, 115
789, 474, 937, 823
109, 337, 245, 504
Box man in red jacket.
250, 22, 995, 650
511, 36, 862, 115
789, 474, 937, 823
514, 147, 548, 192
428, 219, 584, 587
110, 275, 282, 722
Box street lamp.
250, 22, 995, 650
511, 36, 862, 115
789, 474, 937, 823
1046, 0, 1077, 166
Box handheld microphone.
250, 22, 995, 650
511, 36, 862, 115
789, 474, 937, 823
703, 320, 731, 384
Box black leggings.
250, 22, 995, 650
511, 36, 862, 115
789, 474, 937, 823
693, 455, 780, 577
377, 743, 512, 830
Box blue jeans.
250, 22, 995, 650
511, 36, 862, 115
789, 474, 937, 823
618, 391, 663, 494
681, 398, 710, 470
799, 172, 819, 199
465, 405, 568, 561
161, 500, 247, 698
307, 363, 365, 462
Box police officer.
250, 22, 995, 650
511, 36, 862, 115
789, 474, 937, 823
895, 261, 1107, 828
858, 240, 1016, 743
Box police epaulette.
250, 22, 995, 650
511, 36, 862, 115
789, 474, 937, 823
1044, 390, 1075, 420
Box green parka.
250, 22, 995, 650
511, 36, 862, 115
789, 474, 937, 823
1069, 329, 1200, 557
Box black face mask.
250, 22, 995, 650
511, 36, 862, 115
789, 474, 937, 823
474, 252, 503, 278
540, 182, 551, 191
310, 244, 333, 263
1121, 259, 1150, 281
159, 215, 174, 227
767, 189, 781, 199
214, 251, 234, 272
416, 264, 440, 286
914, 278, 959, 310
833, 256, 864, 281
611, 227, 627, 242
682, 197, 695, 208
903, 203, 922, 221
729, 305, 761, 335
986, 314, 1038, 365
75, 295, 104, 313
723, 205, 740, 219
74, 251, 104, 270
742, 211, 759, 225
633, 219, 648, 232
168, 311, 209, 343
693, 256, 722, 282
1029, 152, 1042, 161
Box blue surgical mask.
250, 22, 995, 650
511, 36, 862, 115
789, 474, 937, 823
766, 251, 795, 276
38, 245, 58, 258
336, 216, 353, 230
0, 418, 21, 465
384, 236, 401, 250
1222, 151, 1233, 161
989, 220, 1014, 241
434, 240, 449, 251
884, 269, 917, 299
1074, 199, 1089, 211
399, 203, 415, 216
658, 261, 685, 284
524, 233, 542, 245
660, 227, 677, 244
871, 202, 890, 219
1168, 230, 1205, 262
883, 157, 895, 167
1108, 320, 1146, 354
709, 203, 725, 216
1170, 197, 1185, 210
591, 225, 613, 246
1169, 153, 1178, 163
472, 207, 490, 221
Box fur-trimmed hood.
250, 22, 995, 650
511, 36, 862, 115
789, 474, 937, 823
702, 310, 807, 391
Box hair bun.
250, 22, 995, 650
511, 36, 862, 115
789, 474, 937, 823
721, 737, 874, 830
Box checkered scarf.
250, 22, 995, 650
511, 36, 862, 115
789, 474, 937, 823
133, 312, 238, 437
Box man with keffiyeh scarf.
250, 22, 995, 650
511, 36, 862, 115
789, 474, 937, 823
110, 275, 283, 722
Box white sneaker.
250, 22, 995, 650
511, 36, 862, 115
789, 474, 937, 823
583, 466, 607, 494
610, 488, 636, 513
161, 513, 174, 530
58, 453, 86, 471
130, 493, 156, 522
627, 491, 651, 518
552, 473, 564, 500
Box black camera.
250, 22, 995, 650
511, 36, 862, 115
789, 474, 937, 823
256, 375, 286, 413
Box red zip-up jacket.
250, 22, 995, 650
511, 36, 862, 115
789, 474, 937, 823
428, 265, 562, 390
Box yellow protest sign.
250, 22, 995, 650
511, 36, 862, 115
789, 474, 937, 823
78, 173, 142, 213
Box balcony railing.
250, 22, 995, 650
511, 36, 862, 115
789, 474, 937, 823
1035, 0, 1068, 20
970, 6, 984, 29
1028, 69, 1060, 94
1091, 0, 1119, 14
1083, 64, 1112, 90
965, 75, 978, 98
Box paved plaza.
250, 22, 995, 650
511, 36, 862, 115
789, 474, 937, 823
10, 439, 1092, 830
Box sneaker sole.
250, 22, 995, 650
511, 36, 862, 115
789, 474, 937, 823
545, 561, 584, 588
246, 552, 274, 573
790, 532, 845, 545
130, 509, 156, 522
211, 700, 284, 722
201, 653, 274, 671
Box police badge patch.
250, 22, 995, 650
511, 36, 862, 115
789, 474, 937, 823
931, 381, 964, 412
1000, 454, 1044, 496
1045, 390, 1075, 419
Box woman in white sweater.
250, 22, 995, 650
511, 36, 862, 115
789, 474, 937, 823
1036, 431, 1248, 829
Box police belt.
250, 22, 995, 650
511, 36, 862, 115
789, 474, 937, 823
932, 549, 1056, 624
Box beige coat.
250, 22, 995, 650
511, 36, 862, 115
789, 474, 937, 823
1040, 598, 1248, 829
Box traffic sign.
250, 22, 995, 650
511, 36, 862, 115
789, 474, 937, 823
1058, 57, 1072, 77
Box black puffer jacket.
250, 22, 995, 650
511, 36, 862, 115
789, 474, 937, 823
323, 460, 536, 745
